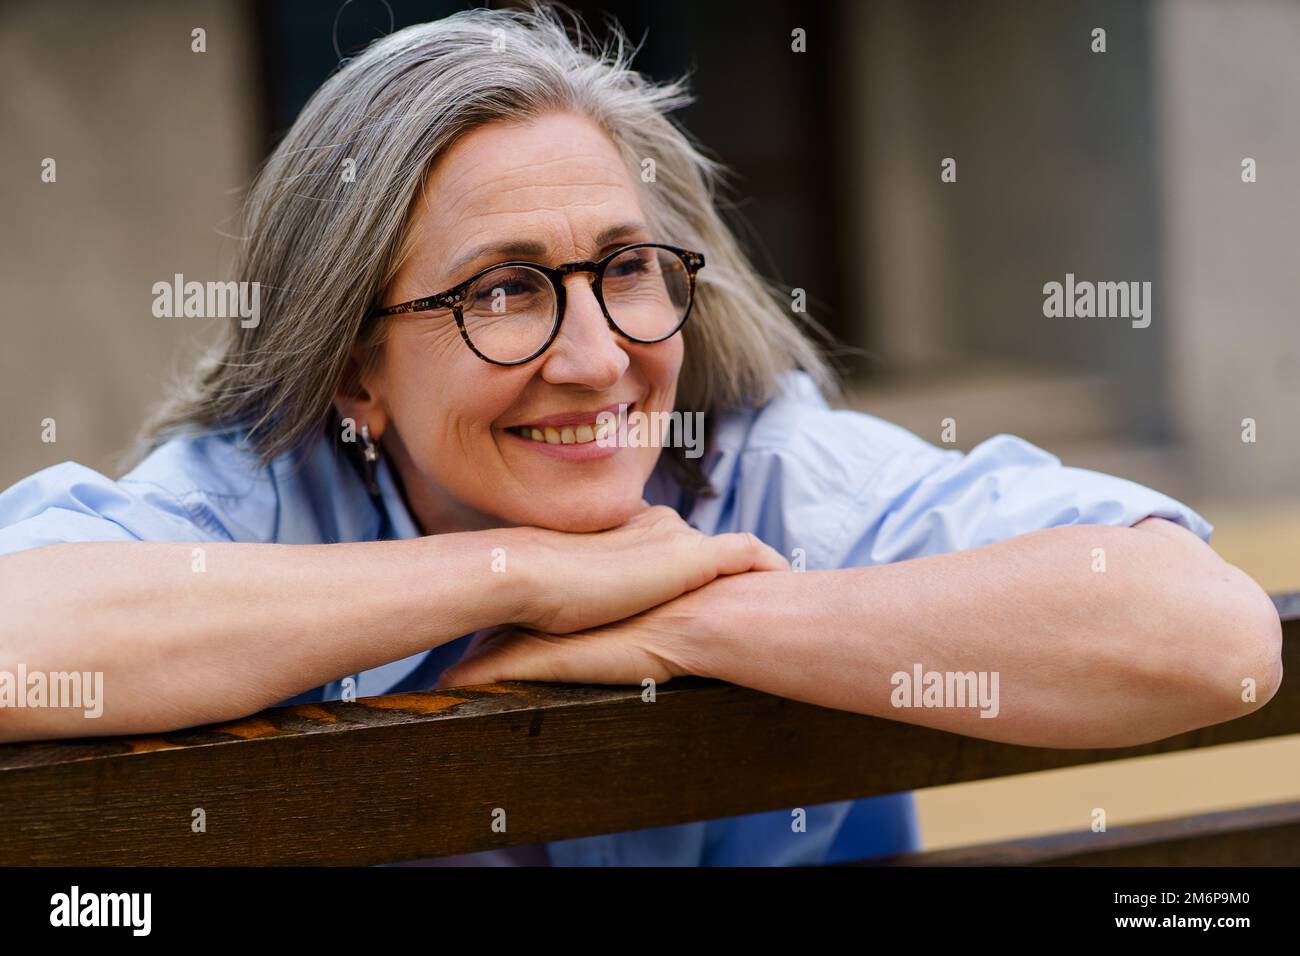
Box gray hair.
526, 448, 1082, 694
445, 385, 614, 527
137, 4, 836, 493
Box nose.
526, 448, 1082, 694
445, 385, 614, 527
538, 272, 629, 388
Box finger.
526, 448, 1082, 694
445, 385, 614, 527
434, 655, 495, 689
434, 629, 515, 687
435, 629, 558, 687
749, 541, 792, 572
707, 531, 790, 575
438, 626, 648, 688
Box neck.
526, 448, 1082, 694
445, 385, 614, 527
381, 435, 507, 537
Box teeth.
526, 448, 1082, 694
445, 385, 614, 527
513, 417, 615, 446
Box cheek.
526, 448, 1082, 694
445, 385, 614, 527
383, 331, 515, 456
643, 336, 684, 398
655, 340, 686, 403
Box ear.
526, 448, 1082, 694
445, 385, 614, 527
333, 343, 389, 441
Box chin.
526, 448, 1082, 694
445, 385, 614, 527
516, 495, 643, 533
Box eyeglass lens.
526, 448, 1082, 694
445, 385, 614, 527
460, 247, 690, 363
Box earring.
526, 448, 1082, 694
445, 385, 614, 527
360, 423, 380, 494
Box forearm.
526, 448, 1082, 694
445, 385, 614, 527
0, 533, 525, 742
690, 521, 1283, 748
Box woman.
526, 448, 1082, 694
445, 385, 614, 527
0, 7, 1281, 866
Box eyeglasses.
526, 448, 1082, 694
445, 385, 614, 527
369, 242, 705, 366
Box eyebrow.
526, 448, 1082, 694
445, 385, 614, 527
444, 221, 650, 281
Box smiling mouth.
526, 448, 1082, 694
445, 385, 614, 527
506, 402, 633, 446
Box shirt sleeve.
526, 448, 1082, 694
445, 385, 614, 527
725, 391, 1212, 570
836, 430, 1213, 568
0, 461, 231, 558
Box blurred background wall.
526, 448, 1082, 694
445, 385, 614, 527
1, 0, 1296, 852
0, 0, 260, 477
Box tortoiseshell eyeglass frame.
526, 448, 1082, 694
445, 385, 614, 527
367, 242, 706, 366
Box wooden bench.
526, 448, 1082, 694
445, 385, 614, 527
2, 592, 1296, 866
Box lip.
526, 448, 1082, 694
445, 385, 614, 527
499, 401, 636, 463
505, 401, 634, 430
503, 426, 623, 462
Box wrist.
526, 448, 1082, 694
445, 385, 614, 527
493, 525, 548, 628
671, 570, 785, 680
423, 526, 538, 632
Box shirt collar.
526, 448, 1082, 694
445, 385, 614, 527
372, 453, 422, 541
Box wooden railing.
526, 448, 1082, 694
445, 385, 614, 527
2, 593, 1296, 866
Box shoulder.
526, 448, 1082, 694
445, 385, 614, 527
697, 371, 1212, 567
122, 429, 278, 534
0, 430, 286, 554
707, 370, 949, 510
732, 370, 945, 483
689, 371, 947, 564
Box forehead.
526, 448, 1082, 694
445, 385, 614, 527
411, 112, 645, 272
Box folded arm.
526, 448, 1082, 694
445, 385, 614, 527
441, 518, 1284, 749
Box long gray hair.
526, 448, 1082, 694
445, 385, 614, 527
138, 4, 836, 493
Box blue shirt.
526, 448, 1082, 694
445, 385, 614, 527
0, 371, 1212, 865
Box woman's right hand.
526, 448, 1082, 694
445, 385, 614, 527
509, 504, 788, 634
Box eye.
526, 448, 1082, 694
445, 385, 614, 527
474, 278, 532, 301
466, 267, 550, 313
606, 249, 658, 280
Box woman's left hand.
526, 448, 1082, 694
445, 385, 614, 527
433, 584, 721, 688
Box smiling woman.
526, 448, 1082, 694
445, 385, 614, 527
354, 113, 705, 532
0, 5, 1282, 868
